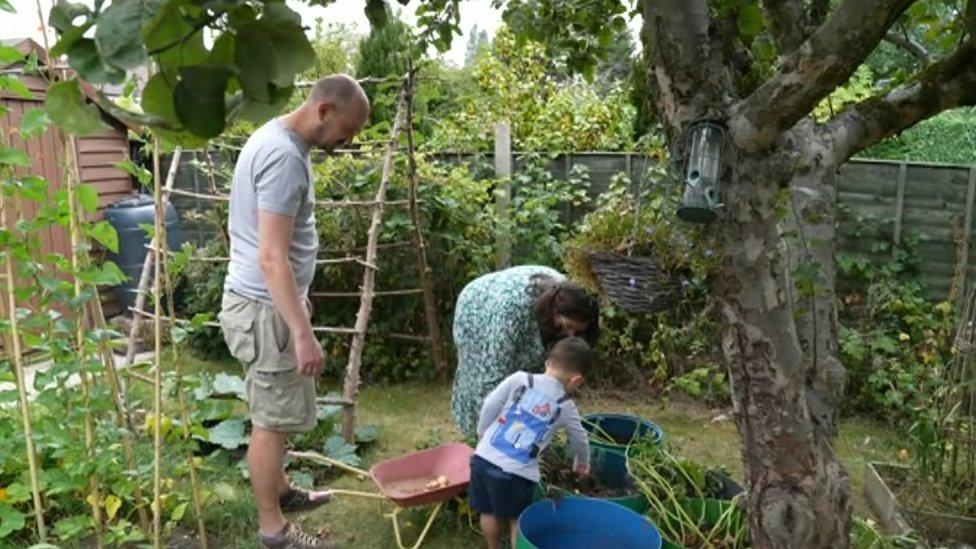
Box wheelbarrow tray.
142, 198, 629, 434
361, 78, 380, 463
369, 442, 474, 507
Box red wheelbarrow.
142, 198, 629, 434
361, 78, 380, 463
289, 442, 474, 549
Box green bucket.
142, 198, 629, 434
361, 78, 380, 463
533, 482, 649, 514
653, 498, 745, 549
584, 414, 664, 489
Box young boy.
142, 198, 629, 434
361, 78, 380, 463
469, 336, 593, 549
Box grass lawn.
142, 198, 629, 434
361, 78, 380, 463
167, 353, 903, 548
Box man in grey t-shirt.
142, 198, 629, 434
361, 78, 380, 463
218, 74, 369, 549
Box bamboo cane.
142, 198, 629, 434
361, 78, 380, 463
64, 136, 105, 547
402, 64, 447, 378
151, 137, 165, 549
0, 191, 47, 540
159, 220, 208, 548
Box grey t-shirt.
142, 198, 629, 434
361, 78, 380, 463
475, 372, 590, 482
224, 119, 319, 303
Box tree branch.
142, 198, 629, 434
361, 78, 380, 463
823, 40, 976, 163
762, 0, 809, 53
728, 0, 914, 152
643, 0, 733, 138
883, 31, 933, 65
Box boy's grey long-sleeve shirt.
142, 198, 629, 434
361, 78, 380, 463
475, 371, 590, 482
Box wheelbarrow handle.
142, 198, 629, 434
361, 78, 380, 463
287, 450, 371, 479
328, 489, 386, 500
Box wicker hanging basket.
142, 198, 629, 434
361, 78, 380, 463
586, 251, 681, 314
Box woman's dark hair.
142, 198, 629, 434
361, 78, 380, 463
533, 279, 600, 350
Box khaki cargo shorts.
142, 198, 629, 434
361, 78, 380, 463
218, 291, 317, 433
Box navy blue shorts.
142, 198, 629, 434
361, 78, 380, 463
468, 454, 536, 520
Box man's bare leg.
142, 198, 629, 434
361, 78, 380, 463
251, 426, 289, 535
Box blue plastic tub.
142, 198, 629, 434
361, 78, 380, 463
583, 413, 664, 488
516, 497, 662, 549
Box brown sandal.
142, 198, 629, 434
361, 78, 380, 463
279, 484, 333, 512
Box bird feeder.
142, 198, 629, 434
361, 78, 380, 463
677, 121, 727, 223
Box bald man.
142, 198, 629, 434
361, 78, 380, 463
218, 74, 369, 549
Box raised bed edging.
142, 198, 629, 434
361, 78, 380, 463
864, 462, 976, 544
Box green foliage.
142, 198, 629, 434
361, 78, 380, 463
494, 0, 630, 79
429, 27, 636, 152
44, 79, 108, 136
47, 0, 315, 141
836, 212, 954, 424
564, 171, 722, 392
863, 108, 976, 165
356, 7, 414, 127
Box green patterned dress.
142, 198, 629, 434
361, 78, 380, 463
451, 265, 565, 437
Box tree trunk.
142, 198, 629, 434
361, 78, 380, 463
715, 147, 851, 548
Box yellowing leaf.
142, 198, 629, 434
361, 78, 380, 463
898, 332, 910, 342
0, 488, 7, 502
105, 494, 121, 520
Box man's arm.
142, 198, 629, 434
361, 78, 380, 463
258, 210, 322, 376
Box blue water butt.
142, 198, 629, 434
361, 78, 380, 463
103, 194, 182, 313
516, 497, 662, 549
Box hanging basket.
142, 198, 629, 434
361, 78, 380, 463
586, 251, 681, 314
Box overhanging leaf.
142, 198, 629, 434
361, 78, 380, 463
234, 85, 294, 125
67, 39, 126, 85
173, 66, 231, 138
234, 24, 275, 102
48, 0, 91, 31
141, 72, 179, 127
45, 79, 108, 136
0, 0, 14, 13
95, 0, 165, 69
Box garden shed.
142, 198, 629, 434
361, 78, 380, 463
1, 38, 138, 315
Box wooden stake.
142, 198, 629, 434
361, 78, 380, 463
0, 192, 47, 541
403, 65, 447, 377
341, 75, 413, 442
65, 135, 104, 547
151, 137, 164, 549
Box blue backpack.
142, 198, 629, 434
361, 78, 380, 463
489, 374, 569, 464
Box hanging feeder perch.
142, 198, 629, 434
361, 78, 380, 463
677, 121, 728, 223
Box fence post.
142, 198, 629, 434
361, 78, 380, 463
958, 167, 976, 301
892, 162, 908, 249
494, 122, 512, 269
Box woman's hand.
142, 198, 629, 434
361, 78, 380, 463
573, 463, 590, 478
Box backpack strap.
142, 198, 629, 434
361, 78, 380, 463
527, 373, 534, 389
